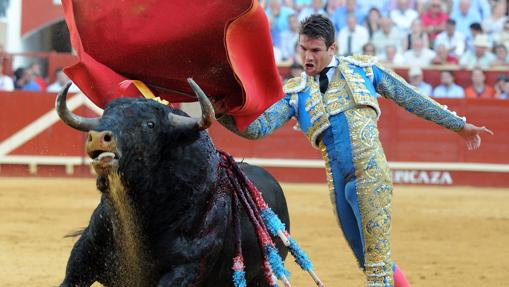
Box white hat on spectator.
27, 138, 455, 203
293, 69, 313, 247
473, 35, 491, 48
408, 66, 423, 77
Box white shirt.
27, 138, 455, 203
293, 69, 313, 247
0, 75, 14, 91
313, 57, 339, 86
390, 8, 419, 35
433, 84, 465, 98
377, 52, 406, 66
482, 16, 508, 35
337, 25, 369, 56
434, 31, 466, 56
372, 29, 403, 53
402, 48, 436, 67
459, 51, 496, 69
279, 30, 298, 60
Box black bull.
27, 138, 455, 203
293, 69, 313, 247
56, 81, 290, 287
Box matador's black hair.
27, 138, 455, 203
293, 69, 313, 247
299, 14, 335, 48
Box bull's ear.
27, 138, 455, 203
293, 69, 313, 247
165, 111, 202, 144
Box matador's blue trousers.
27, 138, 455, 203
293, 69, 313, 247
319, 107, 394, 287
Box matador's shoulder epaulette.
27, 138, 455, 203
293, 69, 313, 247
340, 55, 378, 67
283, 73, 307, 94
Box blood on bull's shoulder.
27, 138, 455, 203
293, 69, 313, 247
56, 81, 290, 287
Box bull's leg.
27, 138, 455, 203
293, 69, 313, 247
61, 200, 116, 286
60, 230, 106, 286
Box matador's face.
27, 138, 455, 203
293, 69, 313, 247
298, 35, 336, 77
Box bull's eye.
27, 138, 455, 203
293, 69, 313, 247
147, 121, 155, 129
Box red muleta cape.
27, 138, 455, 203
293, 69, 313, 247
62, 0, 284, 130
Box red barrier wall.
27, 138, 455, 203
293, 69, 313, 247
209, 98, 509, 163
1, 92, 508, 186
207, 98, 509, 186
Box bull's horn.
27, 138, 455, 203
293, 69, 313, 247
55, 82, 100, 131
168, 78, 215, 131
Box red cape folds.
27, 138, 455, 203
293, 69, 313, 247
62, 0, 284, 130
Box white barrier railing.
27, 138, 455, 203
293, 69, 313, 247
1, 155, 508, 175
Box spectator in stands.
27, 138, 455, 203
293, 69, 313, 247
0, 44, 11, 71
28, 62, 47, 92
403, 19, 429, 51
372, 17, 402, 53
451, 0, 482, 37
298, 0, 326, 21
451, 0, 491, 21
0, 62, 14, 91
494, 74, 509, 99
482, 1, 507, 35
493, 19, 509, 50
282, 0, 295, 9
265, 0, 295, 44
361, 42, 376, 56
274, 46, 294, 66
491, 44, 509, 67
47, 68, 81, 93
0, 44, 6, 63
408, 66, 433, 96
390, 0, 419, 35
365, 7, 382, 39
331, 0, 364, 32
421, 0, 448, 45
464, 68, 495, 98
465, 22, 489, 52
434, 19, 466, 57
433, 70, 465, 98
498, 82, 509, 99
403, 36, 436, 66
14, 67, 40, 92
497, 83, 509, 99
378, 44, 405, 65
459, 34, 495, 69
432, 43, 460, 65
337, 13, 369, 55
280, 14, 300, 61
325, 0, 342, 17
357, 0, 390, 18
387, 0, 422, 13
294, 0, 312, 12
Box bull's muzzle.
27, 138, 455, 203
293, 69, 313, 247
87, 130, 119, 176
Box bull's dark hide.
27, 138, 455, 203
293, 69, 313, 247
60, 98, 289, 287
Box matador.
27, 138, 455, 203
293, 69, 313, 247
218, 15, 492, 287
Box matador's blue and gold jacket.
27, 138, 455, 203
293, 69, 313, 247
220, 55, 466, 147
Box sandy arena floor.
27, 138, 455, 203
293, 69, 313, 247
0, 177, 507, 287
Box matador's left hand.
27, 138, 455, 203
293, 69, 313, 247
457, 123, 494, 150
